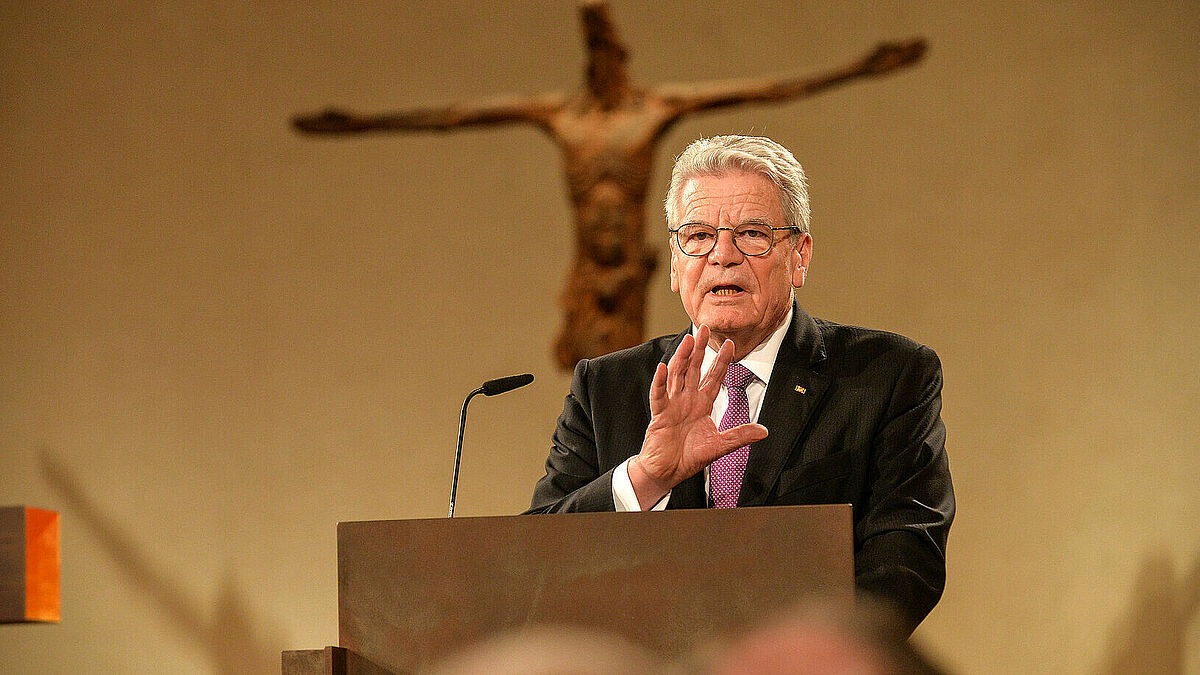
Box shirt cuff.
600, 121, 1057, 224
613, 457, 670, 511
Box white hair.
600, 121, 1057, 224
664, 135, 810, 237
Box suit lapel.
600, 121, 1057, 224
739, 305, 830, 507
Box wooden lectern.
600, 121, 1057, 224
284, 504, 852, 674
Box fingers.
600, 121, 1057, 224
701, 338, 735, 393
686, 325, 709, 389
690, 423, 770, 468
665, 325, 730, 401
649, 361, 668, 415
666, 333, 694, 395
722, 423, 769, 449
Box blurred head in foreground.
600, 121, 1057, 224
422, 625, 662, 675
423, 601, 945, 675
703, 600, 946, 675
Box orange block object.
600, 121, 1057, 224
1, 506, 60, 623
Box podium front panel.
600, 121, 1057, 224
338, 504, 852, 673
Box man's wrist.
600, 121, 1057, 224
627, 455, 672, 510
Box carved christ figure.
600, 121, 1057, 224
294, 1, 926, 370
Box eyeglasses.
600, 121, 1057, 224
669, 223, 801, 257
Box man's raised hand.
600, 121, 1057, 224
627, 325, 769, 508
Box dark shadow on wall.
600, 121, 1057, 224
1095, 548, 1200, 675
40, 450, 287, 675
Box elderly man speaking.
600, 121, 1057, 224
527, 135, 954, 634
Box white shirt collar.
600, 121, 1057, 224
696, 305, 794, 387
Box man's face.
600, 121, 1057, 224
669, 171, 812, 352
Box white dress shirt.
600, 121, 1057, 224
612, 306, 794, 511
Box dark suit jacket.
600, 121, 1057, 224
526, 304, 954, 635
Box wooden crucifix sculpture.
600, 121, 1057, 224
294, 1, 926, 371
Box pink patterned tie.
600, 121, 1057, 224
711, 363, 755, 509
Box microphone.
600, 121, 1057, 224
481, 373, 535, 396
449, 373, 534, 518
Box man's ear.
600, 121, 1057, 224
792, 233, 813, 288
669, 243, 680, 293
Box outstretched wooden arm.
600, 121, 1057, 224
293, 92, 566, 134
656, 39, 928, 116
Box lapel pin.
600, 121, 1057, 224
794, 384, 807, 394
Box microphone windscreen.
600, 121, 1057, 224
481, 373, 534, 396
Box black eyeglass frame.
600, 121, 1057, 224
668, 223, 802, 258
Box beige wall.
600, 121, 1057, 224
2, 1, 1197, 673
